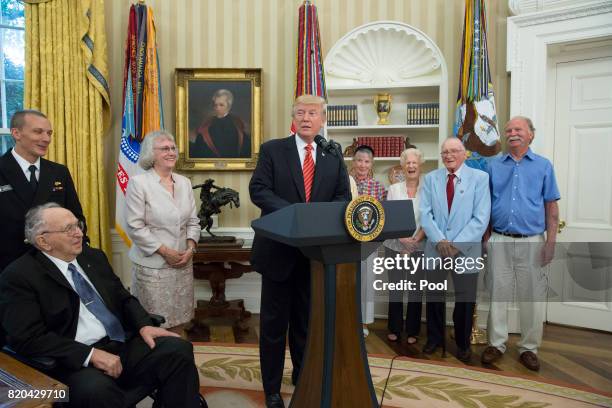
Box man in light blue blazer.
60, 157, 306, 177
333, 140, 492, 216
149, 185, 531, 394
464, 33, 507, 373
419, 137, 490, 362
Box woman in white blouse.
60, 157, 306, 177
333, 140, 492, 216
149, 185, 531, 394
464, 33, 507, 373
384, 148, 427, 344
126, 130, 201, 329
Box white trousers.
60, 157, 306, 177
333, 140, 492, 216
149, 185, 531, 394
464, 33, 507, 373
360, 249, 378, 325
486, 232, 548, 354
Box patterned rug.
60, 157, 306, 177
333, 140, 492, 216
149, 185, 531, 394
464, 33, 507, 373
194, 343, 612, 408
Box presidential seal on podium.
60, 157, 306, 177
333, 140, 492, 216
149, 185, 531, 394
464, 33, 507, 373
344, 195, 385, 242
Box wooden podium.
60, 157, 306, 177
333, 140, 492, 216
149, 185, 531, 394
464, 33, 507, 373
252, 201, 415, 408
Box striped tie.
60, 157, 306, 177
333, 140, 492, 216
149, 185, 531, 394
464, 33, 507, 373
303, 144, 314, 202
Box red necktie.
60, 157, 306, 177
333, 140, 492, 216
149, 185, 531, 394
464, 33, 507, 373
446, 173, 456, 212
303, 144, 314, 202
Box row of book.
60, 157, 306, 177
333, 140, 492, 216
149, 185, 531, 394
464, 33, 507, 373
407, 103, 439, 125
327, 105, 358, 126
327, 103, 440, 126
354, 136, 405, 158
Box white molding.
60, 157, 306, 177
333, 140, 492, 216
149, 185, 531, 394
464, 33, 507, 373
110, 229, 133, 287
507, 1, 612, 156
325, 20, 444, 89
508, 0, 610, 16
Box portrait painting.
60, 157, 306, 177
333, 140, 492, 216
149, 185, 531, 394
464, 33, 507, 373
175, 68, 262, 170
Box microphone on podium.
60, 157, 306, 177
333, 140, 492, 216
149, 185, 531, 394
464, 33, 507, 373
314, 135, 341, 157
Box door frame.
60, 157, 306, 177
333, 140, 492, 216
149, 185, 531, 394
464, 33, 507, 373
505, 2, 612, 331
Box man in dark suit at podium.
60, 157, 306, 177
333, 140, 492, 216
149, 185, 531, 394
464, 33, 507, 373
249, 95, 350, 408
0, 110, 86, 272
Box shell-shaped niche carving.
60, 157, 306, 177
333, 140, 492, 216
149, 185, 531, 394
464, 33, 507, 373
326, 22, 442, 87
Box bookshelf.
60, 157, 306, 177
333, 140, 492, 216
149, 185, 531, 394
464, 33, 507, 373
324, 21, 449, 186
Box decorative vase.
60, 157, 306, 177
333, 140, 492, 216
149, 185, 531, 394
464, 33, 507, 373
374, 93, 392, 125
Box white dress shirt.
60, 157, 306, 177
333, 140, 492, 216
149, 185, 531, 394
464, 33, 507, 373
11, 148, 40, 181
446, 163, 466, 187
42, 253, 107, 366
295, 134, 318, 167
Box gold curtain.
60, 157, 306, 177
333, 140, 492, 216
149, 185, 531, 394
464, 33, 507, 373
24, 0, 111, 256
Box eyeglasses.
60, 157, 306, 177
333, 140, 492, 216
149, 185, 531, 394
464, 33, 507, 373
440, 149, 464, 156
41, 220, 85, 235
154, 146, 177, 153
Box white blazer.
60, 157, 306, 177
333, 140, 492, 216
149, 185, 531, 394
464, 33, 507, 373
126, 169, 201, 268
383, 181, 420, 252
419, 165, 490, 272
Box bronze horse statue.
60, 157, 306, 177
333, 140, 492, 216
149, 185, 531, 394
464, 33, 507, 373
193, 179, 240, 237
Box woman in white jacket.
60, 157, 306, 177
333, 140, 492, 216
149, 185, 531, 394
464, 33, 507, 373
126, 130, 201, 329
384, 148, 426, 344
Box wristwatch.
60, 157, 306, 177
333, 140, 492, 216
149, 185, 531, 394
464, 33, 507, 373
189, 246, 197, 254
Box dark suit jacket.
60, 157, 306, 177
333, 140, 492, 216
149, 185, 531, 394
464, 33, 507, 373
249, 135, 350, 281
0, 246, 153, 371
0, 151, 86, 272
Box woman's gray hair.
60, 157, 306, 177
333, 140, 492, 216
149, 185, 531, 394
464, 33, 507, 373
138, 130, 176, 170
400, 148, 425, 167
213, 89, 234, 109
24, 202, 61, 245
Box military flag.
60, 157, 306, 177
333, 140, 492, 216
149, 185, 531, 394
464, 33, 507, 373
453, 0, 501, 170
115, 3, 164, 246
291, 0, 326, 134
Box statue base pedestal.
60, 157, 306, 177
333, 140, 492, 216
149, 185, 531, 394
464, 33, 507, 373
199, 236, 239, 246
189, 240, 253, 335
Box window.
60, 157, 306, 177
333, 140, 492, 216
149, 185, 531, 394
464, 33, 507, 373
0, 0, 24, 154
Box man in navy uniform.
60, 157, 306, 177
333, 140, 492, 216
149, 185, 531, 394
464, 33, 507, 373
0, 110, 86, 272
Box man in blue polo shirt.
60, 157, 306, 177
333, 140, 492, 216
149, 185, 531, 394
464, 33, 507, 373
482, 116, 560, 371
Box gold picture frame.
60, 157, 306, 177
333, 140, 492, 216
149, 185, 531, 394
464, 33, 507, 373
175, 68, 262, 171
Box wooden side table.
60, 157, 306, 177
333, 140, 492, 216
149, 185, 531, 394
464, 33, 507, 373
191, 239, 253, 331
0, 353, 67, 408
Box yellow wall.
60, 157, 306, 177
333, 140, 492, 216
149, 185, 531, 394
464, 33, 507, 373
104, 0, 509, 228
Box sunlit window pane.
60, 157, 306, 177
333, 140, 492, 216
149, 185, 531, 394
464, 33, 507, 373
1, 0, 25, 141
0, 0, 25, 28
3, 28, 24, 80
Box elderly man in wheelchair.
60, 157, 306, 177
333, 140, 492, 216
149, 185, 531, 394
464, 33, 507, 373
0, 203, 207, 408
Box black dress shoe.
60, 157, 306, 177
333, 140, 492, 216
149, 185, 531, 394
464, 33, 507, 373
423, 342, 439, 354
456, 348, 472, 363
265, 393, 286, 408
